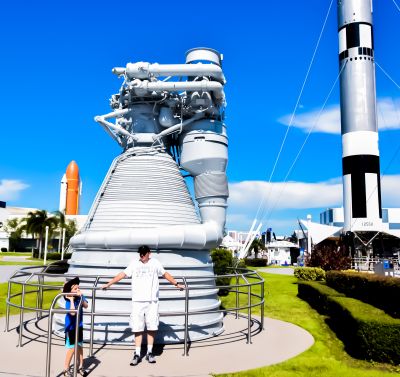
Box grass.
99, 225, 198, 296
216, 272, 400, 376
0, 281, 62, 317
0, 261, 44, 266
0, 252, 33, 256
0, 252, 52, 265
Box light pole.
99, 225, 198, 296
61, 228, 66, 260
43, 226, 49, 265
307, 214, 312, 256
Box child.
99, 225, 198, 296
62, 277, 89, 377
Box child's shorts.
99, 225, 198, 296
130, 301, 159, 332
65, 327, 83, 348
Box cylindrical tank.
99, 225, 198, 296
65, 161, 80, 215
337, 0, 382, 232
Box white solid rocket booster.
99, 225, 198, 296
59, 174, 67, 213
338, 0, 382, 232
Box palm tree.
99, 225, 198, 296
53, 211, 66, 252
250, 238, 266, 259
25, 210, 58, 258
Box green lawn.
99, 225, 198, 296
217, 272, 400, 377
0, 281, 62, 317
0, 261, 44, 266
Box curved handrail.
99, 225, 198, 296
5, 264, 265, 372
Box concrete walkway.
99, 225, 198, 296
259, 267, 294, 276
0, 312, 314, 377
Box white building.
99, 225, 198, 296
266, 240, 299, 266
0, 204, 87, 251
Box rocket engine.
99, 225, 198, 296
60, 48, 228, 343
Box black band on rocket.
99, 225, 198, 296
342, 155, 382, 219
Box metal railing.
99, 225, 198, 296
351, 257, 400, 272
5, 265, 265, 377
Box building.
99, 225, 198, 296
0, 203, 87, 251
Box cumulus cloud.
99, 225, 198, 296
228, 179, 342, 212
278, 97, 400, 134
0, 179, 29, 201
381, 175, 400, 207
227, 175, 400, 231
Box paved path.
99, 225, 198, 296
259, 267, 294, 276
0, 265, 26, 283
0, 312, 314, 377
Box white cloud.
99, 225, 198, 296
227, 175, 400, 232
228, 179, 342, 211
381, 175, 400, 207
0, 179, 29, 201
278, 97, 400, 134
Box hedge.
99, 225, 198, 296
326, 271, 400, 318
298, 281, 400, 364
294, 267, 325, 281
297, 281, 344, 314
244, 258, 268, 267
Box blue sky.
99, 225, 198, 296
1, 0, 400, 235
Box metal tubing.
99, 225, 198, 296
241, 275, 252, 344
73, 303, 81, 377
5, 281, 11, 332
8, 268, 264, 354
18, 284, 26, 347
248, 284, 252, 344
235, 274, 239, 319
45, 311, 53, 377
183, 277, 189, 356
38, 274, 44, 319
260, 279, 265, 330
89, 278, 100, 357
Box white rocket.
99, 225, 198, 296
338, 0, 382, 233
59, 174, 67, 213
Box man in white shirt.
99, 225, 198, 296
102, 245, 184, 365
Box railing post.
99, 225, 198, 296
18, 284, 26, 347
73, 303, 81, 377
38, 274, 44, 319
247, 283, 252, 344
235, 274, 239, 319
89, 277, 99, 357
45, 310, 53, 377
183, 277, 189, 356
260, 279, 265, 330
5, 281, 11, 332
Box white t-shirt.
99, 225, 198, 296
123, 258, 166, 302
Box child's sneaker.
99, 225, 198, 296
130, 354, 140, 366
145, 352, 156, 363
78, 367, 88, 376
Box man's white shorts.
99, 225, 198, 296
130, 301, 159, 332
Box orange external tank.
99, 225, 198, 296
65, 161, 80, 215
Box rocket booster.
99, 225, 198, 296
337, 0, 382, 232
59, 174, 67, 213
59, 161, 81, 215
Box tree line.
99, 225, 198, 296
3, 210, 77, 255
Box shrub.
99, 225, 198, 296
298, 281, 400, 364
1, 248, 8, 252
32, 248, 39, 258
294, 267, 325, 281
46, 252, 62, 260
306, 241, 351, 271
210, 248, 233, 295
326, 270, 400, 318
297, 281, 344, 314
329, 296, 400, 364
244, 258, 268, 267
